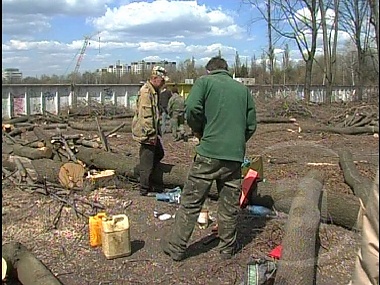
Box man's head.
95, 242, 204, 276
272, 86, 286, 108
205, 56, 229, 73
150, 66, 169, 89
171, 86, 179, 94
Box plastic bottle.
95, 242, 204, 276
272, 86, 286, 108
89, 212, 107, 247
246, 205, 274, 217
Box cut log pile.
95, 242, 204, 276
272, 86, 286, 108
300, 103, 379, 135
256, 98, 316, 119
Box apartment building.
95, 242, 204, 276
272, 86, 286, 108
2, 68, 23, 83
97, 60, 128, 77
129, 60, 177, 74
98, 60, 177, 76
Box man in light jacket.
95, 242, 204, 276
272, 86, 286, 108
132, 66, 169, 196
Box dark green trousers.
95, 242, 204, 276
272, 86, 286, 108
167, 154, 241, 255
170, 111, 185, 139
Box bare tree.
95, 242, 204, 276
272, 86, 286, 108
368, 0, 379, 71
267, 0, 275, 91
340, 0, 372, 101
234, 51, 242, 77
282, 43, 290, 85
245, 0, 319, 101
318, 0, 340, 103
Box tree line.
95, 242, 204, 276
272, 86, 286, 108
7, 0, 379, 103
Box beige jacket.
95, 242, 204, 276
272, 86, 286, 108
132, 81, 160, 144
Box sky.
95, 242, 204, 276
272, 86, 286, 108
2, 0, 352, 78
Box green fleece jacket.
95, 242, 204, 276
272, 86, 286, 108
185, 69, 257, 162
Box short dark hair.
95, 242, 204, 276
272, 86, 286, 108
205, 56, 228, 72
171, 86, 178, 94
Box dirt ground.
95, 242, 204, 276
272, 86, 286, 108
2, 99, 379, 285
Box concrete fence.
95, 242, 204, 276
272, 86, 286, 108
2, 83, 378, 119
1, 84, 141, 119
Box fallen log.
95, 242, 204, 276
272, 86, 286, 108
257, 117, 297, 124
274, 170, 324, 285
338, 149, 374, 206
24, 141, 45, 148
105, 122, 126, 137
69, 121, 132, 133
2, 241, 63, 285
8, 125, 35, 137
44, 111, 67, 123
300, 125, 379, 135
75, 146, 186, 187
254, 180, 361, 230
31, 159, 64, 184
42, 123, 68, 130
76, 139, 100, 148
12, 144, 53, 160
51, 134, 82, 141
2, 115, 31, 125
33, 127, 54, 148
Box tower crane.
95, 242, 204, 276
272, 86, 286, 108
72, 31, 100, 84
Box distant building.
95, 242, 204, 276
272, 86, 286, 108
96, 60, 128, 77
2, 68, 23, 83
233, 77, 255, 85
98, 60, 177, 77
129, 60, 177, 75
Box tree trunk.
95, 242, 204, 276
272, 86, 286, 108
69, 121, 131, 132
274, 170, 324, 285
300, 125, 379, 135
2, 242, 63, 285
338, 149, 374, 205
257, 117, 296, 124
75, 146, 185, 188
31, 159, 64, 184
254, 179, 361, 230
12, 144, 53, 160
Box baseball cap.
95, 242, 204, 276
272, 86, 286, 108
152, 66, 169, 82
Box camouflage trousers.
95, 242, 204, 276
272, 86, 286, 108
167, 154, 242, 255
170, 111, 185, 139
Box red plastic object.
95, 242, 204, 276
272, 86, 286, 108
268, 245, 283, 259
240, 169, 259, 208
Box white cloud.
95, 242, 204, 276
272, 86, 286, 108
2, 14, 52, 36
2, 0, 112, 36
89, 0, 244, 40
2, 0, 111, 16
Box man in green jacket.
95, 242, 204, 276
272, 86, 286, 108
168, 86, 185, 141
161, 56, 257, 261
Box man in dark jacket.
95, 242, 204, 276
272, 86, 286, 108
161, 56, 257, 261
158, 84, 172, 134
